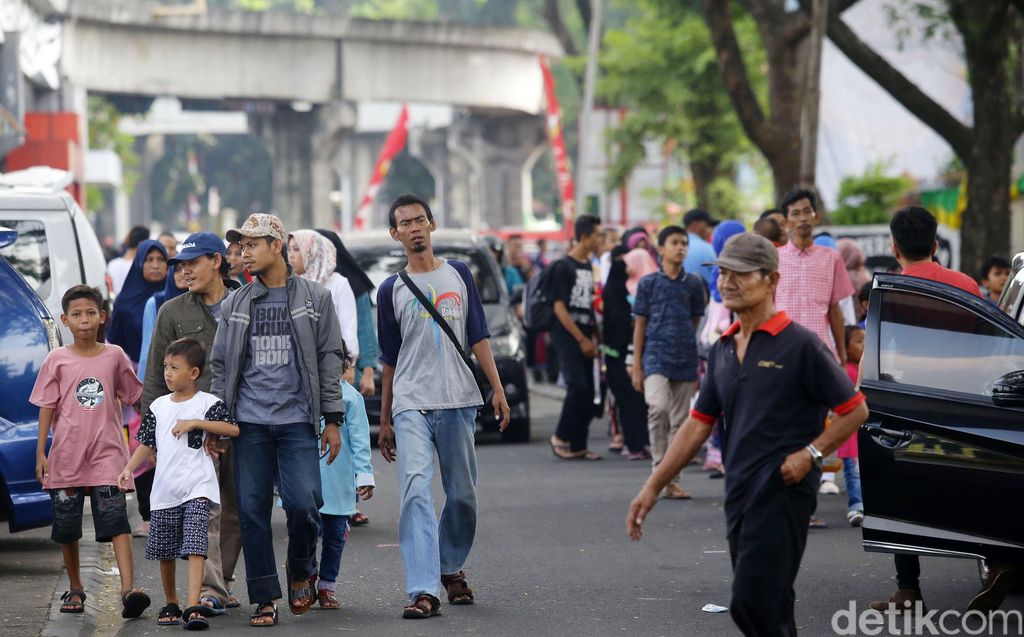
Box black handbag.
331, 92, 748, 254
398, 270, 491, 407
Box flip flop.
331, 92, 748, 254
121, 590, 151, 619
183, 606, 210, 631
199, 595, 226, 615
157, 603, 182, 626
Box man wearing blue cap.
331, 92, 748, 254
141, 231, 243, 613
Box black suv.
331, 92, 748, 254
345, 230, 530, 443
859, 268, 1024, 577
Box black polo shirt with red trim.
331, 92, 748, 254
691, 311, 865, 533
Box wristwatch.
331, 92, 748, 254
805, 444, 823, 469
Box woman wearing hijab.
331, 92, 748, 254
601, 245, 649, 459
316, 228, 378, 399
837, 238, 871, 291
106, 238, 168, 536
288, 230, 359, 372
623, 246, 659, 298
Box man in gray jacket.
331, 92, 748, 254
210, 213, 345, 627
142, 232, 241, 612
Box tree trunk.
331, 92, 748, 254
951, 1, 1016, 276
690, 159, 715, 211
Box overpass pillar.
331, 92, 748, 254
250, 102, 355, 231
451, 113, 547, 230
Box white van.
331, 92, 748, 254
0, 168, 110, 344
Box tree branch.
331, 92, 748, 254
837, 0, 862, 14
813, 1, 974, 158
698, 0, 770, 152
576, 0, 593, 37
542, 0, 579, 57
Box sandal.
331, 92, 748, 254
226, 592, 241, 609
549, 436, 573, 459
183, 606, 210, 631
60, 589, 86, 614
157, 603, 182, 626
199, 595, 226, 615
441, 571, 475, 605
121, 589, 151, 619
350, 512, 369, 527
249, 603, 278, 627
809, 517, 829, 529
286, 573, 315, 616
317, 590, 340, 609
402, 594, 441, 619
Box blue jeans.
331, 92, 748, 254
843, 458, 863, 513
233, 423, 324, 604
318, 514, 349, 591
394, 407, 478, 601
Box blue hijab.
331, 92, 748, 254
710, 221, 746, 302
153, 265, 187, 312
108, 239, 167, 362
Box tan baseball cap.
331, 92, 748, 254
226, 213, 287, 244
705, 232, 779, 273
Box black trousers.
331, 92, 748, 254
894, 554, 921, 590
728, 480, 816, 637
604, 354, 648, 453
552, 327, 595, 452
134, 468, 155, 522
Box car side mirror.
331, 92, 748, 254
992, 370, 1024, 407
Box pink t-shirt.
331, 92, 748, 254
30, 345, 144, 489
837, 362, 860, 458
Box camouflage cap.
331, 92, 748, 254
226, 213, 286, 244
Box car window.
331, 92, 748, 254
353, 246, 501, 304
879, 290, 1024, 396
0, 220, 51, 298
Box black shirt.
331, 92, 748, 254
691, 312, 862, 533
551, 257, 596, 337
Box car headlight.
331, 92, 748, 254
490, 330, 521, 359
42, 318, 62, 350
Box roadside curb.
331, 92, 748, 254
42, 530, 115, 637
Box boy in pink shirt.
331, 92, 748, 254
31, 285, 151, 618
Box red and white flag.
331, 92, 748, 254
539, 55, 576, 237
354, 104, 410, 229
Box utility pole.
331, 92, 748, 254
799, 0, 826, 187
575, 0, 603, 220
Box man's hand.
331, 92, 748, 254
627, 484, 659, 541
322, 423, 342, 465
631, 364, 644, 393
204, 433, 223, 460
35, 452, 47, 484
580, 338, 598, 359
117, 467, 132, 491
356, 485, 374, 501
359, 368, 375, 397
492, 390, 511, 432
781, 448, 814, 485
172, 419, 197, 438
378, 421, 396, 463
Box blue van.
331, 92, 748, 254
0, 226, 61, 532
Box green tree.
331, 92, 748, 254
831, 162, 912, 226
599, 0, 763, 213
86, 96, 140, 212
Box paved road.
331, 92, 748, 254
22, 390, 1024, 636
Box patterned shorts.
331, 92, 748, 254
49, 486, 131, 544
145, 498, 212, 561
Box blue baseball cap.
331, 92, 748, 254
170, 232, 228, 264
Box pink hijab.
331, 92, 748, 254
838, 238, 871, 291
624, 248, 658, 297
291, 229, 337, 286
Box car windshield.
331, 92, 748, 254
352, 245, 501, 305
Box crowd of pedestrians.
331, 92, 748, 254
31, 190, 1018, 634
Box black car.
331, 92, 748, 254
345, 230, 530, 443
859, 271, 1024, 578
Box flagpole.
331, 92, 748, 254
575, 0, 603, 222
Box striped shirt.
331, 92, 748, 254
775, 241, 854, 362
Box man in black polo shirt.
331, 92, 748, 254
627, 233, 869, 636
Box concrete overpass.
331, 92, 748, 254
62, 1, 563, 230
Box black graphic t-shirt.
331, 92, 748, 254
235, 287, 310, 425
551, 257, 596, 337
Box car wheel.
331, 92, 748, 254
501, 417, 530, 443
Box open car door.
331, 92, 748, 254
860, 274, 1024, 566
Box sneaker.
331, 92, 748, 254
968, 563, 1016, 613
869, 589, 925, 613
818, 480, 840, 495
847, 510, 864, 527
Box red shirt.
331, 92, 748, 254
900, 261, 981, 298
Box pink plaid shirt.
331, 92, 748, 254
775, 241, 854, 361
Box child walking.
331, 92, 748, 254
120, 338, 238, 630
316, 347, 375, 609
840, 326, 865, 527
32, 285, 152, 618
632, 226, 707, 499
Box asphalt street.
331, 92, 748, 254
13, 389, 1024, 636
